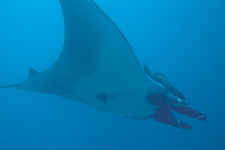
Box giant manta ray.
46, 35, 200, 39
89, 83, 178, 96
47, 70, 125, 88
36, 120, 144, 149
0, 0, 207, 128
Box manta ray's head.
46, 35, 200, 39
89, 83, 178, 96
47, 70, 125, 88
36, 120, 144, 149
144, 84, 206, 129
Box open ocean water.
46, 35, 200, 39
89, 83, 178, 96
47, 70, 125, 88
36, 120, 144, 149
0, 0, 225, 150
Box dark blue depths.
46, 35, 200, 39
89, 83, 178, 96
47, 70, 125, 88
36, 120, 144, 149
0, 0, 224, 150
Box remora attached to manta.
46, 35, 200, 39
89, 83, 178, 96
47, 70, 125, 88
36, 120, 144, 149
0, 0, 207, 128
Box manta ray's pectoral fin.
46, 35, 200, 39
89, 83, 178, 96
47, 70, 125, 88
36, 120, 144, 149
172, 107, 208, 121
150, 106, 192, 129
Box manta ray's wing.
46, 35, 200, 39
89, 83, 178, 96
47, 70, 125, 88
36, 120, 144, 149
17, 0, 151, 100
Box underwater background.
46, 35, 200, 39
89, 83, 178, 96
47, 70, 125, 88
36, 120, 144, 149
0, 0, 224, 149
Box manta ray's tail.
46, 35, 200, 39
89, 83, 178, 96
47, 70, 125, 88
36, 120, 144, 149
0, 84, 20, 89
0, 68, 39, 89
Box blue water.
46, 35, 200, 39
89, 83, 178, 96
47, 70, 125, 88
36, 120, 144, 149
0, 0, 225, 149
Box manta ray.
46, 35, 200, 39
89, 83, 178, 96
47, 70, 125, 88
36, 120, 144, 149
0, 0, 207, 129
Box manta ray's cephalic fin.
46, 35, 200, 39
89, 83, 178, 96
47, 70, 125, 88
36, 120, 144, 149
150, 106, 193, 129
172, 106, 208, 121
